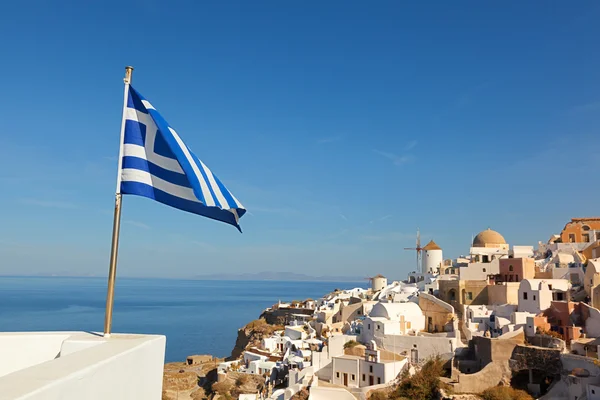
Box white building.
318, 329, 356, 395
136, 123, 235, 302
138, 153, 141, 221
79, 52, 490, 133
332, 342, 407, 388
469, 247, 509, 264
464, 304, 517, 337
459, 258, 500, 281
375, 282, 419, 302
371, 275, 388, 292
518, 279, 571, 314
248, 359, 277, 376
422, 240, 443, 274
510, 245, 534, 259
285, 326, 307, 341
0, 331, 165, 400
362, 302, 425, 340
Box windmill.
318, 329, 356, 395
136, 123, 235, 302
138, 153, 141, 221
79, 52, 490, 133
404, 228, 423, 273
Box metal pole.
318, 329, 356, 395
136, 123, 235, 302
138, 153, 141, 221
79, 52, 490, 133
103, 66, 134, 337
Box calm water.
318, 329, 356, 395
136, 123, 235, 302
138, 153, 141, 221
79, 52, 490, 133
0, 276, 363, 362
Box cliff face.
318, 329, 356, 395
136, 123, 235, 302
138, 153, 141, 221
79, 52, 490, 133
260, 308, 313, 326
228, 319, 283, 360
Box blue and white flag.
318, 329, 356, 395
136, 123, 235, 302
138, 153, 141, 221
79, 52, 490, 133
119, 86, 246, 231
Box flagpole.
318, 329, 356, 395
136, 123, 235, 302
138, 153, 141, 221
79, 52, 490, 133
103, 66, 134, 337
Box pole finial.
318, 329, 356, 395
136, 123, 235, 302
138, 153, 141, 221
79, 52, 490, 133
124, 66, 134, 84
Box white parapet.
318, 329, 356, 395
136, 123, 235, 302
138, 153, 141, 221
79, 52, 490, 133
0, 331, 166, 400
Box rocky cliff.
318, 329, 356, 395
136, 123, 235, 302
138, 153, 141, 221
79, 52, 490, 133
229, 318, 283, 360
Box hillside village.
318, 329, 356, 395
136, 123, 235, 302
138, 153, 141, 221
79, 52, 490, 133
168, 217, 600, 400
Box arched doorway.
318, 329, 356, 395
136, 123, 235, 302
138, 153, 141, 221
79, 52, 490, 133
448, 289, 457, 301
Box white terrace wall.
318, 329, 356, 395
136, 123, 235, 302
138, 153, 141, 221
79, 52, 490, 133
0, 332, 72, 377
0, 332, 166, 400
375, 333, 457, 363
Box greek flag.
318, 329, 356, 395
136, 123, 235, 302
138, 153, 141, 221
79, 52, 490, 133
119, 86, 246, 231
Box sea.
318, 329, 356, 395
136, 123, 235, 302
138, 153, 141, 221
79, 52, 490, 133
0, 276, 364, 362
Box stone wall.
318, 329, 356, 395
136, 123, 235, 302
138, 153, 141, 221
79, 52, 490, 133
451, 360, 511, 394
472, 332, 524, 367
509, 345, 562, 376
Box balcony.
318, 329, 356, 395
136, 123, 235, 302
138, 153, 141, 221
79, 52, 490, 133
0, 331, 166, 400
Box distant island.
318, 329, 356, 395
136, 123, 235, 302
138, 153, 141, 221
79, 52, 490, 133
192, 271, 370, 282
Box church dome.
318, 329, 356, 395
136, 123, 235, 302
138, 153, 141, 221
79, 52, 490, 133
473, 228, 506, 247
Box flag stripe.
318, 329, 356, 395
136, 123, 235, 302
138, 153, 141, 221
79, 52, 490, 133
122, 168, 198, 202
121, 181, 241, 227
123, 144, 184, 173
122, 156, 191, 188
191, 151, 233, 209
123, 120, 146, 146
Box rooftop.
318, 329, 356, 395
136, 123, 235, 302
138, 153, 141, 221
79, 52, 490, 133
423, 240, 442, 251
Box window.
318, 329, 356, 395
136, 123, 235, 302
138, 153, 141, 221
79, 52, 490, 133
466, 292, 473, 300
407, 322, 411, 329
483, 268, 486, 272
569, 234, 576, 243
516, 274, 519, 281
378, 377, 381, 384
523, 292, 528, 300
509, 265, 514, 272
548, 285, 552, 290
362, 374, 366, 381
583, 234, 590, 243
376, 325, 380, 331
370, 366, 373, 373
583, 225, 591, 231
351, 374, 355, 381
336, 372, 340, 378
368, 323, 371, 330
596, 232, 600, 241
533, 295, 536, 301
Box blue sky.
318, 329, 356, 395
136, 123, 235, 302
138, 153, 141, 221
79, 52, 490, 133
0, 1, 599, 279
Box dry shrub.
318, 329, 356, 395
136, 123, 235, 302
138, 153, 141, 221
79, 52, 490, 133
390, 356, 448, 400
211, 381, 232, 396
481, 386, 533, 400
369, 391, 389, 400
290, 388, 310, 400
235, 374, 248, 386
536, 327, 563, 340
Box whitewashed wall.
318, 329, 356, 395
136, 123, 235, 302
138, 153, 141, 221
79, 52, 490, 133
0, 332, 165, 400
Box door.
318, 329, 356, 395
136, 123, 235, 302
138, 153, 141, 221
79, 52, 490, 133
369, 375, 374, 386
343, 373, 348, 386
411, 349, 418, 364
